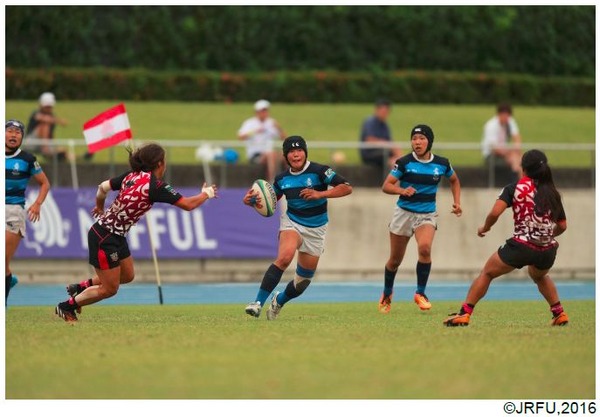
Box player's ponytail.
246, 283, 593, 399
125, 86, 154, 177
127, 143, 165, 172
521, 149, 564, 222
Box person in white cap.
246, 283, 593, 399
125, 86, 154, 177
237, 99, 286, 183
25, 92, 70, 161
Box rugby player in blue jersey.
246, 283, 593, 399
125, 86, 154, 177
243, 136, 352, 320
378, 124, 462, 313
5, 120, 51, 305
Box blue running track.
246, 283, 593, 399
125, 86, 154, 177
6, 281, 595, 306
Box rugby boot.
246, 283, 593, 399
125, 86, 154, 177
551, 311, 569, 326
414, 293, 432, 310
55, 302, 78, 323
245, 301, 262, 318
443, 312, 471, 327
378, 292, 393, 314
266, 291, 282, 320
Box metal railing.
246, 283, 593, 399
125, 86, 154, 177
20, 138, 595, 189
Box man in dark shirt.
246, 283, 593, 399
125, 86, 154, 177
359, 99, 402, 169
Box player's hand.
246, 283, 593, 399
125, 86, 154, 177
300, 188, 321, 200
202, 183, 217, 199
27, 202, 42, 223
243, 189, 262, 208
400, 186, 416, 197
91, 206, 104, 218
451, 203, 462, 217
477, 226, 489, 237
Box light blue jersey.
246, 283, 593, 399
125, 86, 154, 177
390, 152, 454, 213
5, 149, 43, 207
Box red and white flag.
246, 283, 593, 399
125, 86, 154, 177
83, 103, 132, 153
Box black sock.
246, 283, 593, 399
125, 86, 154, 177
5, 273, 12, 302
416, 262, 432, 294
383, 267, 397, 296
283, 280, 301, 300
255, 264, 285, 305
260, 264, 284, 293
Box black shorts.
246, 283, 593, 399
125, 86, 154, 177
497, 238, 558, 270
88, 223, 131, 270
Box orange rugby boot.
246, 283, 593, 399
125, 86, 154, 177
414, 293, 432, 310
551, 311, 569, 326
378, 293, 393, 314
443, 312, 471, 327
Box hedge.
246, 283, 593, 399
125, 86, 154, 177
6, 6, 595, 77
6, 67, 594, 106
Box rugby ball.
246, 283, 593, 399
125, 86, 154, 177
251, 179, 277, 217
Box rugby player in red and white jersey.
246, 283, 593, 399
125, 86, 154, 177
444, 149, 569, 327
55, 143, 217, 322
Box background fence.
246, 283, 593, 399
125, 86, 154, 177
23, 138, 596, 190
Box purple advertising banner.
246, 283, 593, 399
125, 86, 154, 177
16, 188, 280, 259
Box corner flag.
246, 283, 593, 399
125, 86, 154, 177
83, 103, 132, 153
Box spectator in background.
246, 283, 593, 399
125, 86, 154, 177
24, 92, 72, 161
481, 103, 523, 185
238, 99, 286, 183
359, 99, 402, 170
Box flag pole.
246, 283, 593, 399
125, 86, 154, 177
146, 213, 164, 305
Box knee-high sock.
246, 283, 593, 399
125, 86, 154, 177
416, 262, 432, 294
277, 278, 311, 306
5, 273, 12, 303
255, 264, 284, 305
384, 267, 397, 296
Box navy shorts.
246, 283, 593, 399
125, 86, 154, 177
497, 238, 558, 270
88, 223, 131, 270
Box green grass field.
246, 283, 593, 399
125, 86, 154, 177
5, 300, 594, 399
5, 101, 595, 167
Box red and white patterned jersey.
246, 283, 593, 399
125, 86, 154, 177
498, 176, 566, 248
98, 170, 182, 236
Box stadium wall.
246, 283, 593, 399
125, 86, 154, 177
13, 188, 594, 284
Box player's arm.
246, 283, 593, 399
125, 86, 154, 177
93, 172, 130, 217
448, 172, 462, 217
553, 205, 567, 237
554, 219, 567, 237
174, 183, 217, 211
320, 177, 352, 199
301, 171, 352, 200
477, 199, 508, 237
92, 180, 112, 217
382, 173, 415, 197
27, 171, 51, 222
